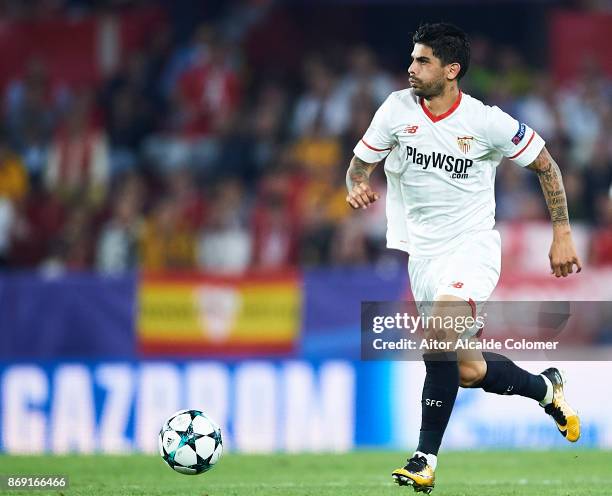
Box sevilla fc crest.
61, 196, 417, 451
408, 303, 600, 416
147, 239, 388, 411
457, 136, 474, 154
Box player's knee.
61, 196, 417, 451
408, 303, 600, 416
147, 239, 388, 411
459, 361, 487, 387
426, 296, 472, 342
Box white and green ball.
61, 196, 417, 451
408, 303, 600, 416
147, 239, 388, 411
158, 409, 223, 475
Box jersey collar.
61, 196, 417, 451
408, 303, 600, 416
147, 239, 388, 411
419, 90, 462, 123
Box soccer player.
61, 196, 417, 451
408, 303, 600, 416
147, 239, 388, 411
346, 23, 581, 494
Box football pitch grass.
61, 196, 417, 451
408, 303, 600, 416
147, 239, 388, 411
2, 450, 612, 495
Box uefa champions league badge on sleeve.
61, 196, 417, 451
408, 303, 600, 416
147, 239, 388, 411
512, 122, 527, 145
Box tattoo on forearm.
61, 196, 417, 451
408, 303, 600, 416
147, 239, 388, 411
346, 156, 377, 191
548, 190, 565, 207
527, 148, 569, 226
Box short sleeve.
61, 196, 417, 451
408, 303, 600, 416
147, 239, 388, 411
353, 94, 395, 163
485, 105, 545, 167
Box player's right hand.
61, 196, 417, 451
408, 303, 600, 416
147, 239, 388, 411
346, 183, 380, 210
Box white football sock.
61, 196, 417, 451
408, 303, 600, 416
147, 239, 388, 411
414, 451, 437, 470
539, 374, 554, 406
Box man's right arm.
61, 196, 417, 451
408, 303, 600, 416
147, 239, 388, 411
347, 93, 395, 209
345, 155, 380, 209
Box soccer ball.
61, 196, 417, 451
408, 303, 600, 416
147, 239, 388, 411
158, 409, 223, 475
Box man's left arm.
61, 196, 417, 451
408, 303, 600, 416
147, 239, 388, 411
526, 146, 582, 277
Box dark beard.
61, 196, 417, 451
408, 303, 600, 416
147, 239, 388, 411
411, 79, 445, 98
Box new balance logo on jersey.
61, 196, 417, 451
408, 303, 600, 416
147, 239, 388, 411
403, 125, 419, 134
406, 145, 473, 179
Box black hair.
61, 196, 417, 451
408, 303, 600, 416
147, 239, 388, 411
413, 23, 471, 80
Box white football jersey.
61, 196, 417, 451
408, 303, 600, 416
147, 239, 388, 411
353, 89, 545, 257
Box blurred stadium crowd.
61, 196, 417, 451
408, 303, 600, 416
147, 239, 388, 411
0, 1, 610, 273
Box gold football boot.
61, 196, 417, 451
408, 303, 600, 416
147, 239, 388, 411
392, 454, 435, 493
541, 368, 580, 442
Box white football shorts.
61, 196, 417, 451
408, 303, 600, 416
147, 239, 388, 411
408, 229, 501, 337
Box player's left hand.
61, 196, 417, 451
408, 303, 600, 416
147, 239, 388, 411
549, 232, 582, 278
